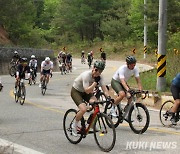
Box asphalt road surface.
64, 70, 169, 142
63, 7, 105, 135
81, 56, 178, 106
0, 58, 179, 154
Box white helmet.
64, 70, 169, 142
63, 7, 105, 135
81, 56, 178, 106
45, 57, 50, 62
14, 51, 18, 54
31, 55, 35, 59
82, 50, 84, 53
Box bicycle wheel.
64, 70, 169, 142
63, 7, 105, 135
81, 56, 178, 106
63, 109, 84, 144
104, 103, 122, 128
93, 113, 116, 152
128, 103, 150, 134
159, 100, 174, 127
41, 80, 47, 95
19, 86, 26, 105
9, 66, 16, 77
14, 87, 19, 103
29, 78, 32, 85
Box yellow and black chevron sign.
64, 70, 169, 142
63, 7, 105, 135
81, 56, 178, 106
157, 54, 166, 77
144, 46, 147, 53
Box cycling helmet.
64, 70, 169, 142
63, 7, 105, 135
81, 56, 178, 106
126, 56, 136, 64
45, 57, 50, 62
94, 60, 105, 70
82, 50, 84, 53
88, 52, 91, 55
31, 55, 35, 59
14, 51, 18, 54
21, 57, 28, 63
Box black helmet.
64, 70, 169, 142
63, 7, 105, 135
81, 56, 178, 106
94, 60, 105, 70
126, 56, 136, 64
21, 57, 28, 63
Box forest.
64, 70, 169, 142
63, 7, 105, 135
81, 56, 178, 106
0, 0, 179, 51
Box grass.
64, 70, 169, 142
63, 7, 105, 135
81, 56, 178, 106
54, 41, 180, 93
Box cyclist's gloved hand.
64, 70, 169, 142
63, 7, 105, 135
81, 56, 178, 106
106, 96, 114, 102
94, 76, 101, 83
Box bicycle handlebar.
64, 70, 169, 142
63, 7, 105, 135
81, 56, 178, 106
129, 90, 149, 99
89, 99, 112, 106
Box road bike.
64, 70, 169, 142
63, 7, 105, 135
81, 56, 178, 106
81, 57, 85, 64
9, 61, 18, 77
29, 67, 36, 85
159, 100, 180, 127
63, 100, 116, 152
104, 90, 150, 134
59, 61, 66, 75
66, 62, 72, 73
41, 74, 49, 95
14, 79, 26, 105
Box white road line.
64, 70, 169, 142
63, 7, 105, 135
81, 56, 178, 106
0, 138, 44, 154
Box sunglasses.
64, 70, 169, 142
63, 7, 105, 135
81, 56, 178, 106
95, 68, 103, 73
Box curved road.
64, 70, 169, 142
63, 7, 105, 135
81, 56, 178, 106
0, 59, 179, 154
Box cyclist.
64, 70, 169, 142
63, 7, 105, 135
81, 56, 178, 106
66, 52, 72, 72
11, 51, 21, 64
81, 50, 85, 64
110, 56, 143, 117
87, 52, 93, 68
14, 58, 31, 94
29, 55, 38, 77
0, 77, 3, 91
169, 73, 180, 125
39, 57, 53, 87
57, 51, 63, 62
71, 60, 111, 136
100, 50, 106, 63
90, 50, 94, 61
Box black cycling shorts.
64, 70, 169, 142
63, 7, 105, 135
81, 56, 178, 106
171, 84, 180, 100
42, 69, 50, 75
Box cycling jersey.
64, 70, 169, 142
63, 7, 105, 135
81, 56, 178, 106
41, 61, 53, 71
62, 54, 66, 64
29, 59, 37, 68
101, 51, 106, 60
73, 70, 104, 92
113, 65, 139, 82
81, 53, 85, 58
16, 64, 30, 79
66, 54, 72, 63
172, 73, 180, 88
87, 55, 92, 62
12, 54, 21, 63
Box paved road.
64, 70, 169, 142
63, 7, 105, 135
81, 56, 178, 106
0, 58, 179, 154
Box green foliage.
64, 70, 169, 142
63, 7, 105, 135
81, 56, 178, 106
0, 0, 179, 53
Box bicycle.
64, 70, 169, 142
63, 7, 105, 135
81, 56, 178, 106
159, 100, 180, 127
9, 61, 18, 77
29, 67, 36, 85
59, 61, 66, 75
63, 100, 116, 152
41, 74, 48, 95
81, 57, 85, 64
104, 89, 150, 134
14, 79, 26, 105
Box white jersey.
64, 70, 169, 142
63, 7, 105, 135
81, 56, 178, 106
29, 59, 37, 68
73, 70, 104, 92
113, 65, 139, 82
41, 61, 53, 71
